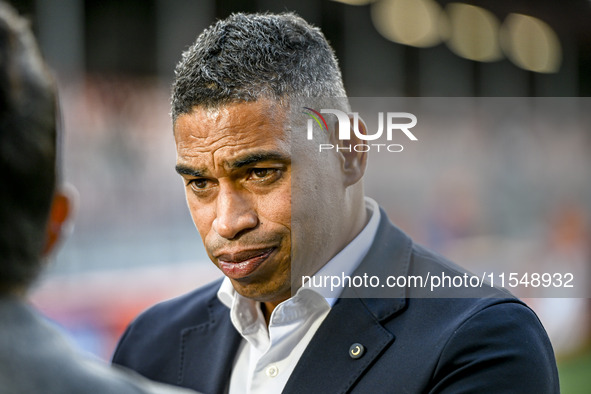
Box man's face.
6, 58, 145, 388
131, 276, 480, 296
174, 100, 293, 303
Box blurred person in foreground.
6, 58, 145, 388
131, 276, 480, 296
113, 13, 559, 393
0, 3, 198, 393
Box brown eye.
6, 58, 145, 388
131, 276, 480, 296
190, 179, 208, 190
247, 168, 282, 185
252, 168, 270, 178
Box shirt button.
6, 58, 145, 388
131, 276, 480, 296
265, 365, 279, 378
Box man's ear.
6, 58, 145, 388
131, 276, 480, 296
334, 114, 368, 187
43, 185, 76, 257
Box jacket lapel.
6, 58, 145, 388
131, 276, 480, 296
283, 210, 412, 393
178, 296, 242, 393
282, 296, 395, 394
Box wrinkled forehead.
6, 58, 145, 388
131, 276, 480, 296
174, 99, 293, 134
173, 99, 295, 163
172, 96, 350, 160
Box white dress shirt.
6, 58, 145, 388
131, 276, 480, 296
217, 197, 381, 394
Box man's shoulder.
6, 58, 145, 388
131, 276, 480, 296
342, 214, 559, 392
136, 278, 223, 323
112, 278, 227, 368
409, 241, 514, 298
120, 277, 226, 341
358, 212, 514, 300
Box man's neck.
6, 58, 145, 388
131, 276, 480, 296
259, 198, 370, 327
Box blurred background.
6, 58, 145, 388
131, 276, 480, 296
5, 0, 591, 392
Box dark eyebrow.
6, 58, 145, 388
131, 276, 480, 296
175, 164, 205, 177
229, 151, 290, 169
175, 152, 289, 178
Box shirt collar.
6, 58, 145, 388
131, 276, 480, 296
218, 197, 380, 310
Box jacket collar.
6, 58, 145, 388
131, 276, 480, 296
282, 209, 412, 393
177, 284, 242, 393
343, 207, 411, 320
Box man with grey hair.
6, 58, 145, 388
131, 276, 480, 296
0, 2, 198, 393
113, 12, 559, 393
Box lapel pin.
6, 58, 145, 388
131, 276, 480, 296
349, 343, 365, 359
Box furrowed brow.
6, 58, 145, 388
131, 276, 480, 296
175, 164, 206, 177
230, 152, 290, 169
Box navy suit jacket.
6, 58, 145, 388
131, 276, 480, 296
113, 211, 559, 393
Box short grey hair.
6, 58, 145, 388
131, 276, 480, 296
171, 12, 347, 121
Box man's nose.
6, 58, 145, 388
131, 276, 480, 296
212, 187, 258, 239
